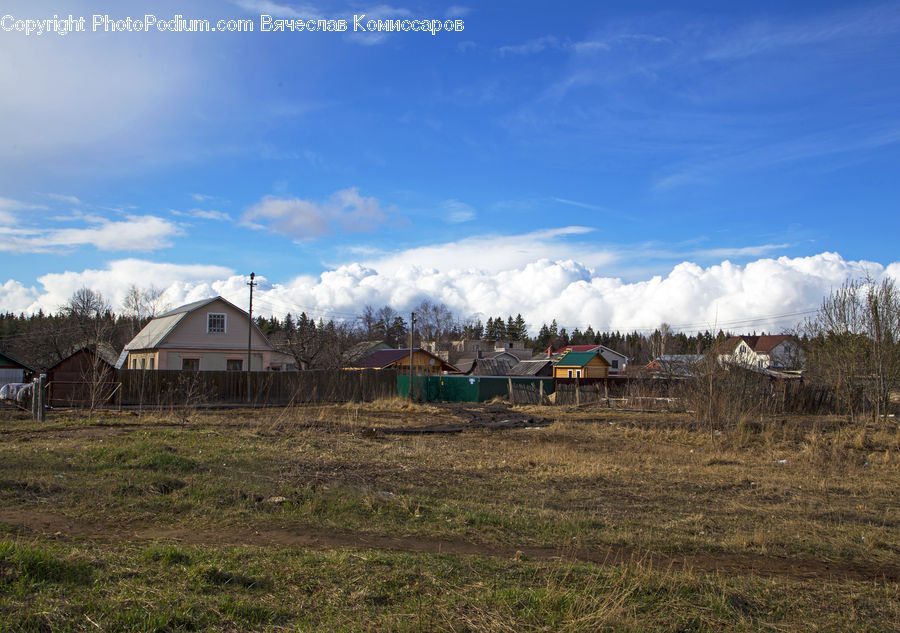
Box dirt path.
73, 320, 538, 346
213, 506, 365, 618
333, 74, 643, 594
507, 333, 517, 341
2, 507, 897, 584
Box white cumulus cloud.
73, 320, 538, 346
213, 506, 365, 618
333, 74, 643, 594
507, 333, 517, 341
2, 249, 895, 337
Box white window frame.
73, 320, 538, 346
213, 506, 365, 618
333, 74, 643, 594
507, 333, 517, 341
567, 369, 573, 378
575, 369, 582, 378
207, 312, 226, 334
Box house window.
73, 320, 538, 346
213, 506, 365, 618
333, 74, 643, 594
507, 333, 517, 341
226, 359, 243, 371
575, 369, 582, 378
132, 358, 137, 369
611, 360, 619, 369
149, 358, 154, 370
140, 358, 145, 369
207, 313, 226, 333
567, 369, 573, 378
182, 358, 199, 371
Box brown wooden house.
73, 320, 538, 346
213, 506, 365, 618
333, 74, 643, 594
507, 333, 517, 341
348, 348, 458, 375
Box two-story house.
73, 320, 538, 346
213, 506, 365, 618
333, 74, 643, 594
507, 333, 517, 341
120, 297, 295, 372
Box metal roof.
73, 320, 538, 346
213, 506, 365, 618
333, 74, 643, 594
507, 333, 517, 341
124, 295, 275, 352
342, 340, 391, 365
352, 348, 459, 372
124, 312, 188, 350
470, 358, 514, 376
508, 359, 553, 376
157, 297, 219, 318
555, 350, 609, 367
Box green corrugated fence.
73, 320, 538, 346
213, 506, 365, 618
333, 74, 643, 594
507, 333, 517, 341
398, 375, 554, 403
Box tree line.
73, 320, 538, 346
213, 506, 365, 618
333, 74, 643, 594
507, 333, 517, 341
3, 279, 897, 424
1, 291, 735, 371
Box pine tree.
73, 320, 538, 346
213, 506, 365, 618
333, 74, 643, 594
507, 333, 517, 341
506, 315, 517, 340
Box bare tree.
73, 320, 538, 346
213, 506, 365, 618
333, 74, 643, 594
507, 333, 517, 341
63, 287, 110, 320
358, 305, 378, 339
122, 285, 168, 338
864, 277, 900, 421
803, 277, 900, 423
413, 299, 455, 346
649, 322, 672, 360
122, 284, 167, 321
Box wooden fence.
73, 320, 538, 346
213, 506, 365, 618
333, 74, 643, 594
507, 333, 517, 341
552, 376, 840, 415
118, 369, 399, 407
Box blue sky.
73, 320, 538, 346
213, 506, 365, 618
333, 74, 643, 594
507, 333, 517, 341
1, 0, 898, 333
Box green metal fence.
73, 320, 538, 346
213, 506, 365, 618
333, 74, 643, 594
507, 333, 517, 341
398, 375, 554, 403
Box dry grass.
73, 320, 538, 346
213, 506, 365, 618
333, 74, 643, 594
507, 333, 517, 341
1, 403, 898, 631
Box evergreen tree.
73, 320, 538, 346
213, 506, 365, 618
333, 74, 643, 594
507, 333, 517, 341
514, 314, 526, 341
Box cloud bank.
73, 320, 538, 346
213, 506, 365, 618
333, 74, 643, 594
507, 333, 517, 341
2, 248, 895, 336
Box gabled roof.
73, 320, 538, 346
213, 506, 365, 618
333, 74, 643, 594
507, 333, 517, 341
721, 335, 795, 354
352, 348, 459, 372
157, 297, 219, 318
555, 350, 610, 367
342, 340, 392, 365
508, 359, 553, 376
47, 344, 119, 372
0, 350, 34, 371
753, 335, 795, 353
549, 344, 628, 360
550, 344, 600, 354
452, 357, 514, 376
125, 312, 188, 350
353, 348, 414, 368
124, 296, 273, 351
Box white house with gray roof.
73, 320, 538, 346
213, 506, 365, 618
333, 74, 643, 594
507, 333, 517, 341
120, 297, 294, 372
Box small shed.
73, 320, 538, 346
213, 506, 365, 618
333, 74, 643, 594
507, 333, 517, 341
46, 345, 119, 408
553, 350, 610, 379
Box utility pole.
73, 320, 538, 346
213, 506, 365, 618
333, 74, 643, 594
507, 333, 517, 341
247, 272, 256, 405
409, 311, 415, 401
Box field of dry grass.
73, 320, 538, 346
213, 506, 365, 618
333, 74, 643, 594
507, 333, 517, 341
1, 399, 898, 631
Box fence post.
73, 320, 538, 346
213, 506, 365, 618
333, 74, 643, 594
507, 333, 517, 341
539, 380, 544, 406
38, 374, 46, 422
575, 378, 581, 407
508, 376, 514, 405
31, 377, 38, 420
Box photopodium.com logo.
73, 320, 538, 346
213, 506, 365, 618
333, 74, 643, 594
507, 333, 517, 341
1, 13, 464, 36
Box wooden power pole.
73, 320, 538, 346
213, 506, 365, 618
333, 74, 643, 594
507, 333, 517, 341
247, 272, 256, 404
409, 312, 415, 401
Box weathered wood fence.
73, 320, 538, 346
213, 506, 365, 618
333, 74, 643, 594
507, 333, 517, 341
118, 369, 398, 407
553, 376, 840, 414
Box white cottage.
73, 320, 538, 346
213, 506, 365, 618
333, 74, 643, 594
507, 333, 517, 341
121, 297, 295, 372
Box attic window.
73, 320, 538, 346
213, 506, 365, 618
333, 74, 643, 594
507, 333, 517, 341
207, 313, 226, 334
